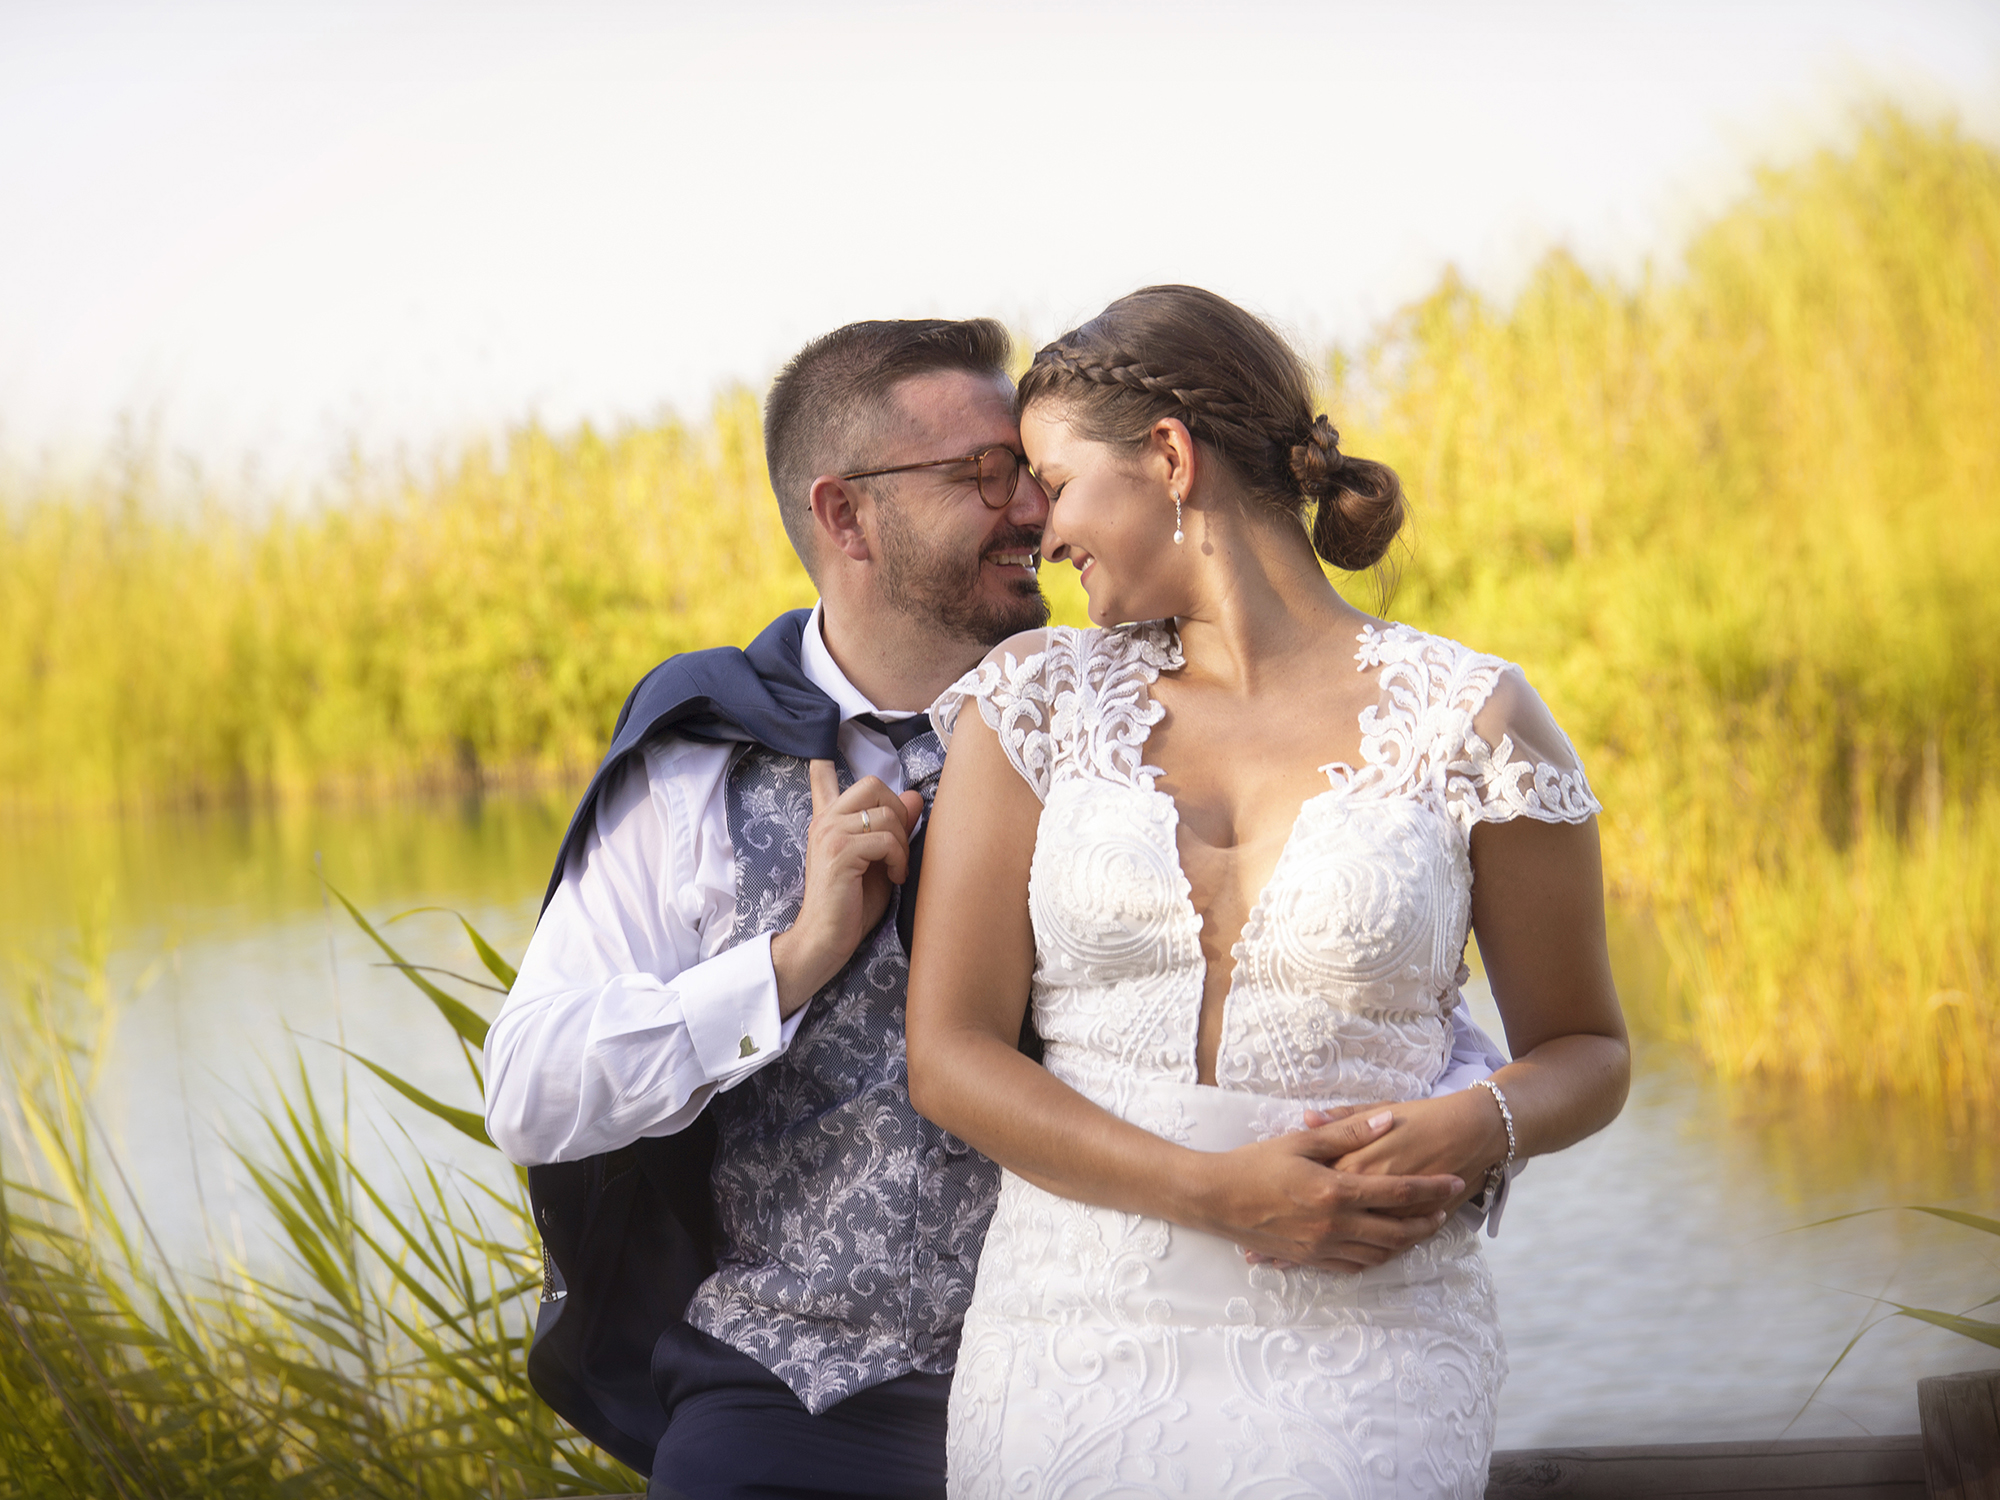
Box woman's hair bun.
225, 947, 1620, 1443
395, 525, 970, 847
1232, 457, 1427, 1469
1293, 413, 1406, 573
1289, 415, 1346, 498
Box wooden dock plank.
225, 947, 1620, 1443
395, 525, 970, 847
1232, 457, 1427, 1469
534, 1433, 1933, 1498
1918, 1367, 2000, 1500
1486, 1435, 1925, 1499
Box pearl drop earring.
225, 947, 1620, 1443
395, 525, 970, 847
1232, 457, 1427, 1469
1171, 491, 1184, 546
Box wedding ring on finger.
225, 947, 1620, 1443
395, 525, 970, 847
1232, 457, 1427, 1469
859, 808, 872, 834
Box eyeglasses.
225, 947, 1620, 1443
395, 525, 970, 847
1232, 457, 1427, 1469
838, 445, 1028, 510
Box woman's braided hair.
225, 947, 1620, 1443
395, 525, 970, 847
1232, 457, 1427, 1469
1017, 286, 1404, 572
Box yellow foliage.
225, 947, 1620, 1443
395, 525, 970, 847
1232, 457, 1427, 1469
1, 104, 1993, 1107
0, 391, 813, 803
1333, 105, 2000, 1110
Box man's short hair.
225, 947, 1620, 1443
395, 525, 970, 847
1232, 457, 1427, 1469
764, 318, 1012, 575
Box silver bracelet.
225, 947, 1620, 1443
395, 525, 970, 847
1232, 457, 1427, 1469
1472, 1078, 1518, 1202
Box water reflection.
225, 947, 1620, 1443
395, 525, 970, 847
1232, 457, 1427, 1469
0, 789, 573, 947
2, 795, 1993, 1449
0, 791, 566, 1315
1470, 979, 1997, 1446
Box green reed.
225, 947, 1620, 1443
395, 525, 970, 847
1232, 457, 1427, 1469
0, 392, 806, 807
1329, 103, 1999, 1111
1793, 1203, 2000, 1429
1, 102, 1994, 1107
0, 907, 633, 1498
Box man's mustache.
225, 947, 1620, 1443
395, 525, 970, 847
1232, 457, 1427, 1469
982, 528, 1045, 559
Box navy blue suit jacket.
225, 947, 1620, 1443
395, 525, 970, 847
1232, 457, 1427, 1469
525, 609, 840, 1475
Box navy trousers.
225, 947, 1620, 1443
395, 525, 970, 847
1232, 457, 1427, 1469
647, 1323, 949, 1500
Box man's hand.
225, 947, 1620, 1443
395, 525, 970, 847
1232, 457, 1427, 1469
770, 759, 925, 1017
1187, 1110, 1465, 1275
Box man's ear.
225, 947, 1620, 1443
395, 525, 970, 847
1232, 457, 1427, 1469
808, 475, 873, 563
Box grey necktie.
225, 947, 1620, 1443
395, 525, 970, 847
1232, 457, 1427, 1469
855, 713, 941, 954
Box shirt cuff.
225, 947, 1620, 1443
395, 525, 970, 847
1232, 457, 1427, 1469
1480, 1161, 1521, 1238
677, 931, 796, 1082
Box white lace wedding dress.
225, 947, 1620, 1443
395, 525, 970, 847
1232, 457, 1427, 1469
930, 620, 1601, 1499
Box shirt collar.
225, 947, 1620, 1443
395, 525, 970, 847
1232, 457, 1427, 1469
800, 601, 917, 724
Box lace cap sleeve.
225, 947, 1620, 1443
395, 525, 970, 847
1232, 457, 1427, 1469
1449, 664, 1601, 832
930, 629, 1058, 802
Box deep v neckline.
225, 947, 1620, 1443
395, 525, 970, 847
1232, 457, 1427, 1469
1131, 626, 1380, 1085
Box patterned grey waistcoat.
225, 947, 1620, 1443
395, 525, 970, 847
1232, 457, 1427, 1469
682, 738, 1000, 1414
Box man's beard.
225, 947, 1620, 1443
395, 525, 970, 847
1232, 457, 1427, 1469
875, 501, 1050, 647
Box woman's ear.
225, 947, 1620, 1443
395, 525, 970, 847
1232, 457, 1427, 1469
808, 474, 872, 562
1150, 417, 1198, 500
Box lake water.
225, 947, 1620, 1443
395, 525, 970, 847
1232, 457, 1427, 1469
3, 792, 1994, 1451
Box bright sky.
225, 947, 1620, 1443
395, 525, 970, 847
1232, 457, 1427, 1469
3, 0, 1997, 491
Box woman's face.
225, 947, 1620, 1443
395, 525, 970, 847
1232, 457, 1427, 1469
1022, 404, 1186, 627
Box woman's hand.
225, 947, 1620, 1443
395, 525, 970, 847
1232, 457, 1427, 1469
1324, 1091, 1506, 1214
1191, 1111, 1465, 1275
1234, 1096, 1499, 1270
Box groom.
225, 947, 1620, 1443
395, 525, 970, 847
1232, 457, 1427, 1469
484, 317, 1498, 1499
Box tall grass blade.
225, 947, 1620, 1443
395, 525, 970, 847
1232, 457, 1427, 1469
1888, 1304, 2000, 1349
375, 960, 510, 995
324, 884, 491, 1051
387, 908, 525, 992
346, 1051, 493, 1148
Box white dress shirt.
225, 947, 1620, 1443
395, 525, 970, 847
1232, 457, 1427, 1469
484, 604, 919, 1165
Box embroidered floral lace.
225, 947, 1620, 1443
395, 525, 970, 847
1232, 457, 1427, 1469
928, 621, 1600, 1498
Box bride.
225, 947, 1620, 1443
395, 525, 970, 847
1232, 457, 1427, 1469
905, 285, 1630, 1498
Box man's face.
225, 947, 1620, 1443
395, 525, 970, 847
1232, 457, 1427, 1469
862, 369, 1051, 647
